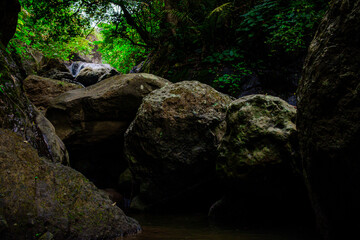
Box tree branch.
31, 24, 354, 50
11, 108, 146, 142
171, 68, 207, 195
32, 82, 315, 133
110, 0, 152, 46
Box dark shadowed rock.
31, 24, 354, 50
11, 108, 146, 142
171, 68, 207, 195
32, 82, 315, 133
0, 0, 20, 47
24, 75, 82, 112
34, 108, 69, 165
124, 81, 232, 210
46, 73, 170, 190
211, 94, 307, 225
41, 69, 75, 82
39, 58, 70, 76
0, 129, 140, 240
297, 1, 360, 239
0, 43, 52, 160
37, 58, 77, 84
98, 68, 119, 82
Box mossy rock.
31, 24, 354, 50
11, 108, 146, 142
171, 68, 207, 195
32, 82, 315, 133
0, 42, 53, 160
124, 81, 233, 210
0, 129, 140, 240
217, 94, 297, 180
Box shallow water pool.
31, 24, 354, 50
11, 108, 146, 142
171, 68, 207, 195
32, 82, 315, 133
121, 213, 320, 240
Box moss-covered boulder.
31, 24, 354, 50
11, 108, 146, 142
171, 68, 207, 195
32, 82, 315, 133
124, 81, 232, 210
217, 94, 297, 179
0, 43, 54, 160
24, 75, 82, 112
0, 129, 140, 239
297, 1, 360, 239
46, 73, 170, 189
210, 94, 306, 225
0, 35, 70, 166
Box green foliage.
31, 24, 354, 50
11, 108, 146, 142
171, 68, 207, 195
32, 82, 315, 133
7, 6, 93, 60
3, 0, 327, 95
266, 1, 324, 52
96, 23, 148, 73
212, 62, 253, 96
204, 49, 242, 64
237, 0, 326, 54
0, 73, 4, 94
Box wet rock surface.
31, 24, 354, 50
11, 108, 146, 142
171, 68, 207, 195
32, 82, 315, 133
297, 1, 360, 239
124, 81, 232, 210
68, 61, 119, 86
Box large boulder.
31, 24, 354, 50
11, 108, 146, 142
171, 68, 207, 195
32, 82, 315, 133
0, 0, 20, 47
0, 129, 140, 240
211, 94, 307, 225
39, 58, 71, 76
24, 75, 82, 112
297, 1, 360, 239
0, 43, 53, 160
46, 73, 170, 189
41, 69, 75, 82
124, 81, 232, 210
0, 8, 141, 239
46, 73, 170, 145
0, 13, 67, 164
37, 58, 76, 83
217, 94, 298, 179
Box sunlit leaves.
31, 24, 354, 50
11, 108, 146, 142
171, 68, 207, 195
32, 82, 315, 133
96, 23, 147, 73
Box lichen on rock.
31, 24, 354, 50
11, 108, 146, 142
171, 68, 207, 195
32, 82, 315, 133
217, 94, 298, 179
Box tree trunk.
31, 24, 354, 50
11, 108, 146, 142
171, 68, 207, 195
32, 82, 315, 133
164, 0, 178, 36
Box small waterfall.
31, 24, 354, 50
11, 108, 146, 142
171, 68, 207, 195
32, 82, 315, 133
67, 61, 113, 78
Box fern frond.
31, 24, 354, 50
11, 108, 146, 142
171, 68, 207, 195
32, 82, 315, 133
164, 9, 196, 25
207, 2, 233, 19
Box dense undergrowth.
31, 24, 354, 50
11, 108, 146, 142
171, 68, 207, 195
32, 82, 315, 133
8, 0, 328, 97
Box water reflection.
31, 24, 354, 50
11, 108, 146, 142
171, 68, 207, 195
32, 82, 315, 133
121, 213, 319, 240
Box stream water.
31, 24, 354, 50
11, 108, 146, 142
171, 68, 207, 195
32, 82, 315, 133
121, 213, 320, 240
67, 61, 112, 77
